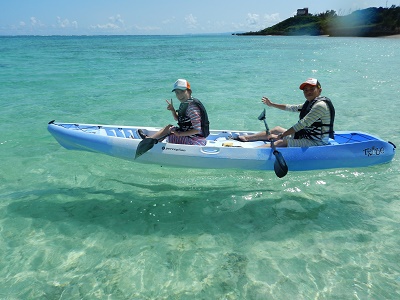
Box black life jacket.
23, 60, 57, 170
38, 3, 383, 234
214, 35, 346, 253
294, 96, 335, 140
177, 98, 210, 137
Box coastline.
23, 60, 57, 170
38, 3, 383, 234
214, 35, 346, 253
380, 34, 400, 38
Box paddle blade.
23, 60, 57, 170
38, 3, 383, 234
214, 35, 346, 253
273, 150, 288, 178
258, 108, 266, 121
135, 138, 158, 159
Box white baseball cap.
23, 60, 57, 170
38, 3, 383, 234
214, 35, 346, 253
172, 79, 191, 92
299, 78, 321, 90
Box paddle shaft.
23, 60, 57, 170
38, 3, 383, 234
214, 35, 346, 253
258, 110, 288, 178
263, 119, 270, 135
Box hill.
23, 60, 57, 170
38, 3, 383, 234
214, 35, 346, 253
237, 6, 400, 37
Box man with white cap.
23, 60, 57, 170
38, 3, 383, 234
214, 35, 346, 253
237, 78, 335, 147
137, 79, 209, 145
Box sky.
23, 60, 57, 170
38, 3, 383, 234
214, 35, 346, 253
0, 0, 397, 35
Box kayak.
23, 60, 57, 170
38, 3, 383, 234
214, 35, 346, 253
47, 121, 395, 172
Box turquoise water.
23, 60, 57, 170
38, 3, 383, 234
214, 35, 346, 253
1, 35, 399, 299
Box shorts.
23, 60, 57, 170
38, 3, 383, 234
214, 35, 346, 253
167, 134, 206, 146
286, 137, 327, 147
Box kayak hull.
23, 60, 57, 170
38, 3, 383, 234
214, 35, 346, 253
48, 122, 396, 172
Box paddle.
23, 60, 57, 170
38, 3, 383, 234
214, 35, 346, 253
258, 109, 288, 178
135, 133, 169, 159
136, 100, 176, 159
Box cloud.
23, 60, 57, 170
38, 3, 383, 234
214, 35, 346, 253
109, 14, 124, 26
90, 14, 125, 31
185, 14, 198, 28
56, 17, 78, 29
91, 23, 119, 30
134, 25, 161, 31
162, 17, 176, 25
246, 13, 260, 26
244, 12, 281, 30
264, 13, 280, 24
30, 17, 44, 28
30, 17, 38, 26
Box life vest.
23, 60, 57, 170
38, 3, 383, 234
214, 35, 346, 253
177, 98, 210, 137
294, 96, 335, 140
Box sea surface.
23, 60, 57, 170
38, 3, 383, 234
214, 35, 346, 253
0, 35, 399, 299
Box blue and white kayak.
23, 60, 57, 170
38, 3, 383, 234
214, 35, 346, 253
47, 121, 396, 172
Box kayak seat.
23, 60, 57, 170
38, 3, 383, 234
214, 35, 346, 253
207, 131, 232, 141
207, 131, 249, 141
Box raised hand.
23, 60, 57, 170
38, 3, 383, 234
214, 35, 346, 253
166, 99, 174, 111
262, 96, 273, 107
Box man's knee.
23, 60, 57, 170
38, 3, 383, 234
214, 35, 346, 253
275, 139, 288, 147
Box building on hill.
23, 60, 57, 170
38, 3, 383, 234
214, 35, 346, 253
297, 8, 309, 16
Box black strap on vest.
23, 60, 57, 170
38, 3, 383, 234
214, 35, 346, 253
177, 98, 210, 137
294, 97, 335, 140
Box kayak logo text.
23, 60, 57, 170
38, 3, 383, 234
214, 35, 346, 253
162, 146, 186, 152
363, 146, 384, 156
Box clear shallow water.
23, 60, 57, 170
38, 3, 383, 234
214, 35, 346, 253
0, 35, 399, 299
